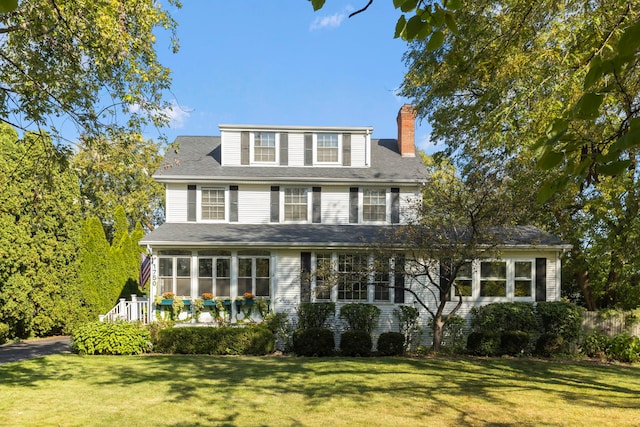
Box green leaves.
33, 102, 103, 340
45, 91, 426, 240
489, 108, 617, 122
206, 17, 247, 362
0, 0, 17, 13
309, 0, 326, 11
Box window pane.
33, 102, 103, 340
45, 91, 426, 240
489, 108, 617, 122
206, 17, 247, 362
216, 259, 230, 279
255, 278, 270, 296
176, 278, 191, 297
515, 280, 532, 297
202, 187, 225, 220
363, 189, 386, 221
255, 258, 270, 278
216, 279, 230, 297
238, 278, 252, 295
198, 278, 212, 297
198, 258, 213, 296
454, 263, 472, 297
177, 258, 190, 277
315, 253, 332, 300
159, 278, 172, 295
284, 188, 307, 221
338, 254, 368, 301
515, 261, 532, 297
480, 261, 506, 297
254, 132, 276, 162
317, 133, 338, 162
373, 258, 390, 301
159, 258, 173, 277
239, 258, 252, 277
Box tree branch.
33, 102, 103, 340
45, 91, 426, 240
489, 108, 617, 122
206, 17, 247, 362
349, 0, 373, 18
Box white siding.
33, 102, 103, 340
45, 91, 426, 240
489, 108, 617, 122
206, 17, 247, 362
237, 185, 270, 223
350, 133, 367, 167
165, 183, 187, 222
273, 251, 301, 317
288, 133, 305, 166
221, 130, 241, 166
321, 186, 350, 224
399, 190, 420, 224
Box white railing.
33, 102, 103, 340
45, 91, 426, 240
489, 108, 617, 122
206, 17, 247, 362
100, 295, 150, 324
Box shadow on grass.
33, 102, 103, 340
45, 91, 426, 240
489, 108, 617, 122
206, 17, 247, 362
0, 355, 638, 426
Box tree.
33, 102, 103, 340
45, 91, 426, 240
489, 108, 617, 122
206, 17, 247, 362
72, 133, 165, 237
382, 161, 519, 351
0, 0, 180, 146
308, 0, 640, 193
0, 124, 87, 338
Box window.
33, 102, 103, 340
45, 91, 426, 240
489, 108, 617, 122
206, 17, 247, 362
254, 132, 276, 162
284, 188, 308, 221
337, 254, 369, 301
198, 252, 231, 297
317, 133, 339, 162
363, 189, 386, 222
514, 261, 533, 297
373, 258, 391, 301
158, 255, 191, 296
201, 187, 225, 220
454, 263, 473, 297
314, 253, 332, 300
480, 261, 507, 297
238, 254, 270, 297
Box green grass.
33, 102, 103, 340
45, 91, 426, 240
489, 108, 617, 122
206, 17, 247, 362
0, 355, 638, 426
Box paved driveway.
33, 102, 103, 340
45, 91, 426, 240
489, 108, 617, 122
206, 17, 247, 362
0, 336, 72, 364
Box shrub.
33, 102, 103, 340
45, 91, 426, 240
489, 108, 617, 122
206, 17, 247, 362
263, 312, 293, 352
340, 330, 372, 357
470, 302, 539, 335
535, 333, 565, 357
581, 330, 611, 359
72, 321, 152, 355
607, 332, 640, 363
536, 301, 584, 348
339, 303, 381, 334
377, 332, 404, 356
466, 331, 500, 356
0, 322, 9, 345
499, 330, 530, 356
394, 305, 421, 350
296, 302, 335, 330
155, 326, 275, 355
428, 315, 467, 354
292, 327, 335, 356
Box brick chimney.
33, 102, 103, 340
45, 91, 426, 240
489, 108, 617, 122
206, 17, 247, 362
396, 104, 416, 157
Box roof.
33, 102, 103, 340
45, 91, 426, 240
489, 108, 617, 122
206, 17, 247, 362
153, 136, 427, 184
140, 223, 571, 251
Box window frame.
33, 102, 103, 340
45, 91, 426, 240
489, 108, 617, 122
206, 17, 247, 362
315, 133, 340, 164
252, 132, 277, 164
283, 187, 310, 222
450, 259, 537, 301
158, 255, 192, 297
197, 254, 231, 298
237, 254, 271, 297
362, 188, 387, 223
200, 186, 226, 221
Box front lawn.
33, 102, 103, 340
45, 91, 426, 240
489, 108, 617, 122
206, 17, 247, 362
0, 355, 638, 426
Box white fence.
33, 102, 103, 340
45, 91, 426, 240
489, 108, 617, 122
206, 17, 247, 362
582, 311, 640, 337
100, 295, 150, 324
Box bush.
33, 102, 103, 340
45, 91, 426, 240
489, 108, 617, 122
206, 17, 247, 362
340, 330, 372, 357
535, 333, 565, 357
72, 321, 152, 355
470, 302, 539, 335
339, 303, 381, 334
0, 323, 9, 345
536, 301, 584, 348
581, 330, 610, 359
292, 327, 335, 356
607, 332, 640, 363
377, 332, 404, 356
155, 326, 275, 355
499, 330, 530, 356
433, 315, 467, 353
297, 302, 335, 329
263, 312, 293, 352
466, 331, 500, 356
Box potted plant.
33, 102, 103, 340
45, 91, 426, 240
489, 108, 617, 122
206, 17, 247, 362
202, 293, 217, 306
159, 292, 175, 306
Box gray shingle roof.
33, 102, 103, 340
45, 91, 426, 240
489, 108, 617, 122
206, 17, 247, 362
154, 136, 427, 184
140, 223, 570, 250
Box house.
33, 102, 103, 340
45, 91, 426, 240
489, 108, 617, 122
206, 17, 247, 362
139, 105, 570, 345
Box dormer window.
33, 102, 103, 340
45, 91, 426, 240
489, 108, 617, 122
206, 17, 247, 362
253, 132, 276, 162
316, 133, 339, 163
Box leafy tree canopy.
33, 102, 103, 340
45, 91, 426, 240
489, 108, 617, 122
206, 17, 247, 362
0, 0, 180, 145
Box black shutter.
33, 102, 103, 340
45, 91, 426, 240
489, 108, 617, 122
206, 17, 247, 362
241, 131, 250, 165
342, 133, 351, 166
390, 187, 400, 224
304, 133, 313, 166
536, 258, 547, 302
187, 185, 196, 221
349, 187, 358, 223
301, 252, 311, 303
270, 186, 280, 223
280, 133, 288, 166
312, 187, 321, 223
229, 185, 238, 222
394, 255, 405, 303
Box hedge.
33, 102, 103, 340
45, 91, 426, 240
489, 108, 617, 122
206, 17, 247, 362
155, 325, 275, 355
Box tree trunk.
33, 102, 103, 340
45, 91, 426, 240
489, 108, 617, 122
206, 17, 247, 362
431, 315, 444, 352
577, 269, 595, 310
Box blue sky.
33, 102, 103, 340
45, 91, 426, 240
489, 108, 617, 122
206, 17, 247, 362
151, 1, 435, 153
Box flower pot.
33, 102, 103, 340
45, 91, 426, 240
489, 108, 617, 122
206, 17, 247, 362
203, 300, 217, 306
159, 299, 174, 306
